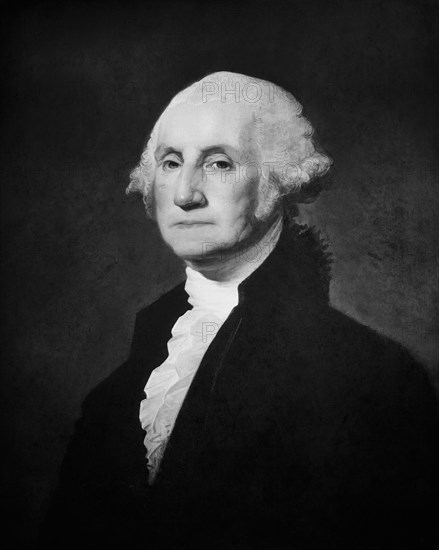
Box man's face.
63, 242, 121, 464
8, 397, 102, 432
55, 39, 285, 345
152, 100, 264, 262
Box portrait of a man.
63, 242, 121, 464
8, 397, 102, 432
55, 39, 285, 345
2, 2, 438, 550
40, 71, 438, 548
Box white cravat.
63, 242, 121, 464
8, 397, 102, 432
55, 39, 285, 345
139, 216, 283, 483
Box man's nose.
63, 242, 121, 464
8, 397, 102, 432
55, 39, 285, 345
173, 166, 206, 209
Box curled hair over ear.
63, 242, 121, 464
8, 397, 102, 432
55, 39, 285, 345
126, 131, 157, 216
126, 71, 333, 218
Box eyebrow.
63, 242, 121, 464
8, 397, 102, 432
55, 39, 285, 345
154, 144, 242, 162
154, 145, 180, 161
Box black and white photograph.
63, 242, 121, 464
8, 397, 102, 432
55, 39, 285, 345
2, 1, 438, 548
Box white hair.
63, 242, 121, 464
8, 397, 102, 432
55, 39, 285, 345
127, 71, 333, 218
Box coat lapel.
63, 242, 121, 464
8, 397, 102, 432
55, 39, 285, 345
153, 305, 243, 487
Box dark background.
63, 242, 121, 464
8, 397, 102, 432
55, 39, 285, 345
1, 0, 438, 544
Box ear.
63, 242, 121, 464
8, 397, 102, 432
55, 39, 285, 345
254, 173, 282, 222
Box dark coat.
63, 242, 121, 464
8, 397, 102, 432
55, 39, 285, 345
41, 220, 439, 549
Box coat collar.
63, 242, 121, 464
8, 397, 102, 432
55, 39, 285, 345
237, 214, 332, 313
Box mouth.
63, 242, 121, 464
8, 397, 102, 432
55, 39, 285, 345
174, 221, 213, 227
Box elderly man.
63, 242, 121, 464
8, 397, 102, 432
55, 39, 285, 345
42, 72, 438, 549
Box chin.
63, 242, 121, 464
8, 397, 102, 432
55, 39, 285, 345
162, 225, 245, 262
163, 226, 216, 259
170, 242, 222, 261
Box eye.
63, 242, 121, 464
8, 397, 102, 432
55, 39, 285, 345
162, 159, 181, 171
206, 159, 234, 172
213, 160, 232, 170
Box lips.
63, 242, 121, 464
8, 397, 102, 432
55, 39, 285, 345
175, 221, 212, 226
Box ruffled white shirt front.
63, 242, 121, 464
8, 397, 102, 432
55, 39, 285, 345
139, 217, 283, 483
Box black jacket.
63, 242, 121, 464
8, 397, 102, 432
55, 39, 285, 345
41, 219, 439, 549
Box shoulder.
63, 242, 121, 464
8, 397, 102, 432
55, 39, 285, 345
292, 302, 417, 368
82, 282, 187, 412
307, 306, 438, 419
319, 306, 421, 373
271, 301, 437, 411
313, 306, 429, 377
134, 281, 187, 324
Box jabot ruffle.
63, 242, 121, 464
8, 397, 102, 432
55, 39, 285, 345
139, 288, 239, 483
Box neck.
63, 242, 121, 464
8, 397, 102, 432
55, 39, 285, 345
185, 215, 283, 283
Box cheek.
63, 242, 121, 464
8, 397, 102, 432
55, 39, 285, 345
151, 182, 170, 227
215, 180, 259, 236
227, 176, 259, 217
152, 179, 171, 210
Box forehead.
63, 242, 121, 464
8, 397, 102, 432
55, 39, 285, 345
156, 100, 255, 154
